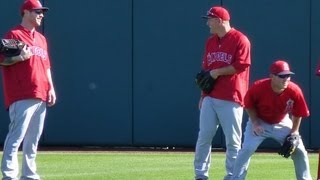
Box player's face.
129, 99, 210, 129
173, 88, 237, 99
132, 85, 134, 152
206, 18, 221, 34
27, 9, 45, 27
271, 74, 291, 90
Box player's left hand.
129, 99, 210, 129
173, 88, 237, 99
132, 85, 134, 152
195, 70, 216, 94
278, 134, 301, 158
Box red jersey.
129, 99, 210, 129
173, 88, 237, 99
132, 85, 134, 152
202, 28, 251, 106
0, 25, 51, 109
244, 78, 310, 124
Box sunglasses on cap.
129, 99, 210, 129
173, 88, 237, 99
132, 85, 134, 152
32, 9, 44, 15
206, 11, 219, 18
276, 74, 291, 79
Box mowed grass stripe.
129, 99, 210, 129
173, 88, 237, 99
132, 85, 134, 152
3, 151, 318, 180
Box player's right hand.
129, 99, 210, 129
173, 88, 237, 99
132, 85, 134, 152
19, 45, 32, 60
252, 123, 264, 136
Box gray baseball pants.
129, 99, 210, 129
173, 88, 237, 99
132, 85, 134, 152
194, 96, 243, 180
1, 99, 46, 180
232, 116, 312, 180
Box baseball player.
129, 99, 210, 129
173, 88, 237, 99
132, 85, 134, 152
194, 6, 251, 180
231, 60, 311, 180
0, 0, 56, 179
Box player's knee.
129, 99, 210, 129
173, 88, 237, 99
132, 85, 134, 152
197, 133, 214, 145
239, 144, 257, 155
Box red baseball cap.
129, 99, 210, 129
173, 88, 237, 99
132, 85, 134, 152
20, 0, 49, 15
202, 6, 230, 20
270, 60, 295, 75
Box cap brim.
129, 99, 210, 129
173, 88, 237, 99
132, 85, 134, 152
201, 15, 219, 19
278, 71, 295, 75
34, 7, 49, 11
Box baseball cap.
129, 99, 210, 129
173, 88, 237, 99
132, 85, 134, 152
202, 6, 230, 20
269, 60, 295, 75
20, 0, 49, 15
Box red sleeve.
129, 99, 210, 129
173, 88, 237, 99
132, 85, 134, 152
244, 84, 256, 109
232, 36, 251, 72
292, 86, 310, 117
41, 36, 51, 69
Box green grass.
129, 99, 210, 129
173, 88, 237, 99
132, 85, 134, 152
8, 151, 319, 179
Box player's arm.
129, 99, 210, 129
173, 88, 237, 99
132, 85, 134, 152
0, 55, 24, 66
0, 45, 32, 66
290, 85, 309, 134
209, 46, 250, 79
46, 68, 56, 107
209, 65, 236, 79
291, 116, 302, 134
245, 108, 259, 124
246, 107, 264, 135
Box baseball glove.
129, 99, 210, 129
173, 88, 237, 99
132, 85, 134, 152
278, 134, 300, 158
0, 39, 25, 57
195, 70, 216, 94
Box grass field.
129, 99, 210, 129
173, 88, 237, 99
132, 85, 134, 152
10, 150, 319, 179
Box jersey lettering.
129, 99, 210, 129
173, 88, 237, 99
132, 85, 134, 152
30, 46, 47, 60
207, 52, 232, 66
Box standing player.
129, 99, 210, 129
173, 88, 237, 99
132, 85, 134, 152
0, 0, 56, 179
194, 6, 251, 180
231, 60, 312, 180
